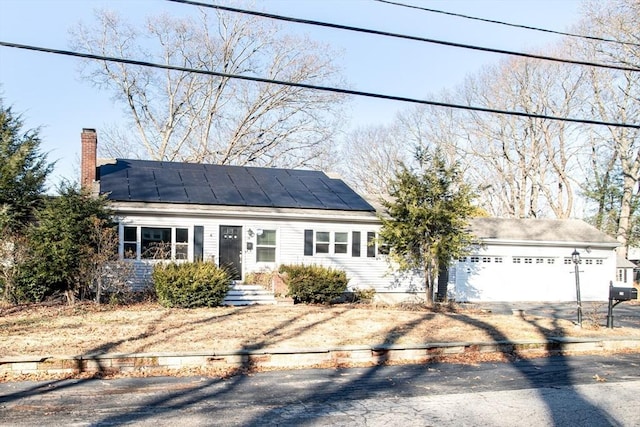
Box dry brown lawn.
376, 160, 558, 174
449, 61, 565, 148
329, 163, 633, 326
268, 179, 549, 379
2, 302, 639, 358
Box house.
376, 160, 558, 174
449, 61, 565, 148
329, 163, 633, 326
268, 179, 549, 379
81, 129, 622, 303
80, 129, 424, 303
449, 218, 620, 302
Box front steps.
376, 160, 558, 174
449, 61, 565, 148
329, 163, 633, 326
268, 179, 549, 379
223, 284, 277, 306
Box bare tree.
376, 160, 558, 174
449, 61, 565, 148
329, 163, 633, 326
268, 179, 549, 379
338, 123, 414, 198
572, 0, 640, 255
70, 7, 345, 168
459, 53, 583, 219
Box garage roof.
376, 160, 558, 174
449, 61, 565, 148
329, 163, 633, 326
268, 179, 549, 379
469, 218, 619, 246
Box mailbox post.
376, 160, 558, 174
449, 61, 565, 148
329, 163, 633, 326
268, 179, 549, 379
607, 281, 639, 328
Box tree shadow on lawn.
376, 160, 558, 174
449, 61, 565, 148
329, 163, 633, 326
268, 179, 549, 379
236, 306, 621, 425
0, 304, 627, 425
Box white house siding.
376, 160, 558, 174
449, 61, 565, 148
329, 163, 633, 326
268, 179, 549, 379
449, 243, 617, 302
113, 204, 424, 301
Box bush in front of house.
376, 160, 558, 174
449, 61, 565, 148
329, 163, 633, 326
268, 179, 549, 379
153, 261, 230, 308
279, 264, 348, 304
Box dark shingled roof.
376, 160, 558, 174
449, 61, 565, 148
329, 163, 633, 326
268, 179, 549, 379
98, 159, 375, 212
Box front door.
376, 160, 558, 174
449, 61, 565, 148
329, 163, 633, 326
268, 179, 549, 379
219, 225, 242, 280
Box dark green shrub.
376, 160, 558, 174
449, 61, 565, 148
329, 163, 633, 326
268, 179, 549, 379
279, 264, 348, 304
153, 261, 230, 308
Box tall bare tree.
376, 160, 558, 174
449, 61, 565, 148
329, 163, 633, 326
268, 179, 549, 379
572, 0, 640, 255
460, 52, 583, 219
70, 7, 345, 168
338, 123, 414, 198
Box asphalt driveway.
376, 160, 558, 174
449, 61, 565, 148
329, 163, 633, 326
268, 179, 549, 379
472, 301, 640, 329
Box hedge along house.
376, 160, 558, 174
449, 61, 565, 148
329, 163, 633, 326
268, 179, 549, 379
81, 129, 425, 302
449, 218, 621, 302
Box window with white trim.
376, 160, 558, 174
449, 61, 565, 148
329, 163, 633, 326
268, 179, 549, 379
175, 228, 188, 260
482, 257, 491, 263
315, 231, 330, 254
513, 257, 521, 264
334, 232, 348, 254
256, 229, 276, 262
142, 227, 172, 259
123, 226, 137, 259
123, 226, 191, 260
305, 230, 362, 256
495, 257, 503, 263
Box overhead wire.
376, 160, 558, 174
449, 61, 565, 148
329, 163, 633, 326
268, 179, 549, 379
374, 0, 640, 49
166, 0, 640, 73
1, 40, 638, 129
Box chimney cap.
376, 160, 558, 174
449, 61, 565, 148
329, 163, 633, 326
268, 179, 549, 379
82, 128, 96, 133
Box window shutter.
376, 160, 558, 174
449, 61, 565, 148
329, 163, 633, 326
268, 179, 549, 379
194, 226, 204, 261
352, 231, 361, 257
304, 229, 313, 256
367, 232, 376, 258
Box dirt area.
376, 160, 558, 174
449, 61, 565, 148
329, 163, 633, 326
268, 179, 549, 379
1, 302, 638, 358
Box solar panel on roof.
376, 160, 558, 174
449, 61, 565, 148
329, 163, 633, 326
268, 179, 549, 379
289, 190, 325, 208
98, 159, 374, 211
312, 191, 349, 210
214, 186, 246, 205
129, 185, 160, 201
300, 177, 330, 191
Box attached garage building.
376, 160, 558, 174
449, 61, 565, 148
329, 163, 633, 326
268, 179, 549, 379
449, 218, 620, 302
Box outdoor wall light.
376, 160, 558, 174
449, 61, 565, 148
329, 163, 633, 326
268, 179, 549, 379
571, 249, 581, 264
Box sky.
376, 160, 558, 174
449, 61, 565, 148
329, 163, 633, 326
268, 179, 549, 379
0, 0, 585, 190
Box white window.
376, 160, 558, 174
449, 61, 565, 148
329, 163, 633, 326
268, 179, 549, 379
524, 258, 533, 264
482, 257, 491, 263
175, 228, 188, 260
596, 259, 603, 265
547, 258, 555, 264
142, 227, 172, 259
123, 226, 137, 259
536, 258, 544, 264
256, 229, 276, 262
315, 231, 330, 254
470, 256, 480, 263
495, 257, 503, 263
585, 259, 593, 265
513, 257, 521, 264
564, 258, 573, 265
334, 232, 348, 254
124, 226, 190, 260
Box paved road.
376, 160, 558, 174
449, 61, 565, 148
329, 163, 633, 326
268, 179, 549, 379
2, 353, 639, 426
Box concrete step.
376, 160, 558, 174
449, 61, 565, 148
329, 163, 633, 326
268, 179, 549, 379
223, 284, 277, 306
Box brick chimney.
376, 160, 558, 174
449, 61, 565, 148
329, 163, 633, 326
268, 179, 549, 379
80, 128, 97, 188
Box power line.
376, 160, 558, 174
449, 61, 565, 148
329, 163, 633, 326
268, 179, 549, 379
1, 40, 638, 129
374, 0, 640, 49
166, 0, 640, 73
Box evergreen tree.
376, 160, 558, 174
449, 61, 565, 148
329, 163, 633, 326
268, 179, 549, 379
17, 184, 113, 304
379, 151, 476, 304
0, 100, 53, 232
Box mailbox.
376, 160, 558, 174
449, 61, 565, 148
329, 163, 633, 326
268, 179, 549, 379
609, 286, 638, 301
